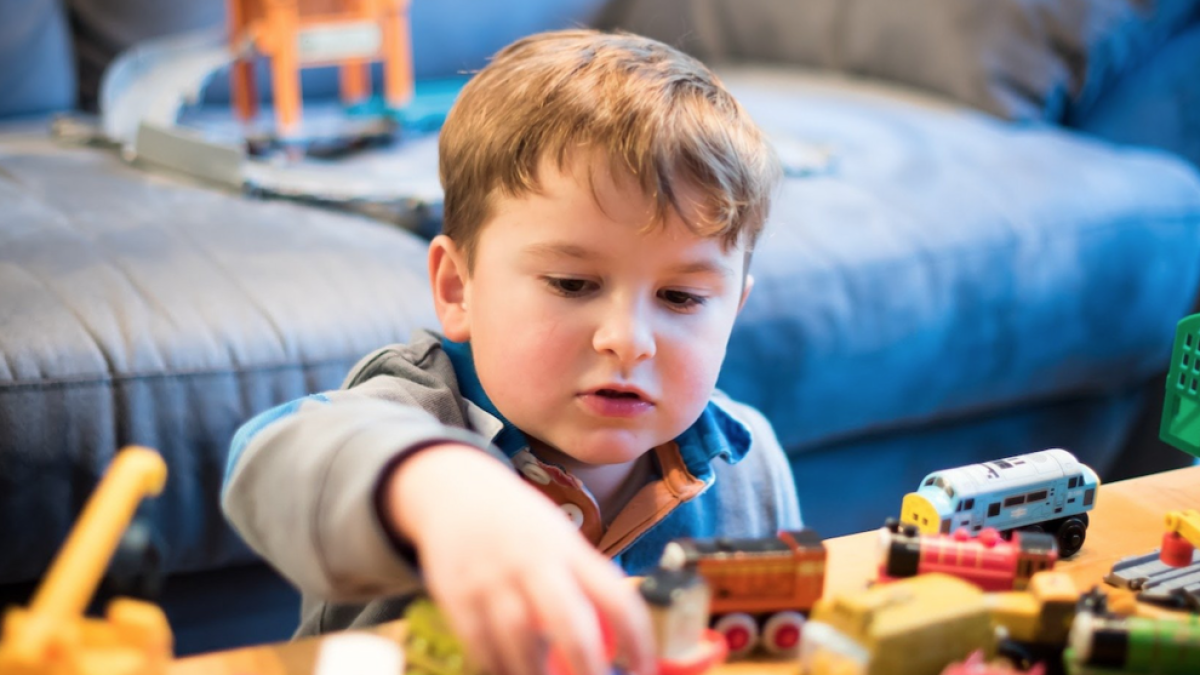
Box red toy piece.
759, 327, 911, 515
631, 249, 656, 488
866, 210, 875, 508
1160, 510, 1200, 567
877, 519, 1058, 592
941, 650, 1045, 675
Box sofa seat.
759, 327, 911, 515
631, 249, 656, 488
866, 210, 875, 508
0, 127, 437, 586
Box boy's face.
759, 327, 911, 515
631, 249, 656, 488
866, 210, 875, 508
431, 155, 752, 466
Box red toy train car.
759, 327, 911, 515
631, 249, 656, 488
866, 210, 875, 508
877, 519, 1058, 591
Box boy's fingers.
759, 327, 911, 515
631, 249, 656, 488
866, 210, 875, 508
577, 556, 656, 675
526, 572, 607, 675
485, 588, 545, 675
440, 594, 503, 675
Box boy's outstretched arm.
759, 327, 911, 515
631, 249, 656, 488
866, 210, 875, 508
383, 445, 655, 675
221, 390, 653, 675
221, 395, 494, 600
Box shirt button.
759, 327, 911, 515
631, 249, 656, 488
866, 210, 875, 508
561, 503, 585, 529
518, 462, 551, 485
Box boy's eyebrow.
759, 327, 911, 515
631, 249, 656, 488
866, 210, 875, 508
523, 242, 737, 278
667, 259, 737, 278
523, 242, 597, 260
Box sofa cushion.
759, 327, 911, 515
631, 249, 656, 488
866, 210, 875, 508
0, 131, 437, 584
605, 0, 1200, 122
712, 67, 1200, 453
0, 0, 76, 117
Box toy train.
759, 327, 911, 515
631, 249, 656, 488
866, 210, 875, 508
801, 573, 994, 675
877, 519, 1058, 591
1065, 607, 1200, 674
801, 570, 1084, 675
660, 529, 826, 658
901, 449, 1099, 557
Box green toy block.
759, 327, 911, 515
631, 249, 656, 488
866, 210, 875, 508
1161, 314, 1200, 458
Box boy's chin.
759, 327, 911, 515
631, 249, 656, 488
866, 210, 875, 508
543, 430, 669, 466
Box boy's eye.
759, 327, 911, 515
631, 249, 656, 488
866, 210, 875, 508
659, 289, 704, 309
545, 277, 596, 296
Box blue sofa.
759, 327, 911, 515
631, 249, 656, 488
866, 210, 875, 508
3, 0, 1200, 656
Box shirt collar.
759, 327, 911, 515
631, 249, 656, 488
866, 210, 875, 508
441, 337, 751, 476
441, 338, 530, 456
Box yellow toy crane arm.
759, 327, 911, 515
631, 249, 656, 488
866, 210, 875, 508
0, 446, 168, 670
32, 447, 167, 623
1165, 510, 1200, 549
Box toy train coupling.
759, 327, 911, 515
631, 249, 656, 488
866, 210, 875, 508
0, 446, 172, 675
1076, 586, 1111, 616
883, 517, 918, 538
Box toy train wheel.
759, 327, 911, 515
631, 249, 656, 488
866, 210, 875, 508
1053, 514, 1088, 558
997, 637, 1037, 671
761, 611, 805, 656
713, 613, 758, 658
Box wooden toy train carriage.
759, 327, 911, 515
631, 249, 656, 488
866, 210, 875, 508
660, 529, 826, 658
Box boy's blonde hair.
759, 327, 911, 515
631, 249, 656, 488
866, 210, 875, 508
438, 29, 781, 267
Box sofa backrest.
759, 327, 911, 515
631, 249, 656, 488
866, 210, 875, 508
0, 0, 76, 118
604, 0, 1200, 123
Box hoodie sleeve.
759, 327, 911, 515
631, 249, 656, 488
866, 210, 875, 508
221, 345, 508, 602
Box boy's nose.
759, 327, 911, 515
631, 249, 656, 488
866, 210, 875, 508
592, 300, 656, 366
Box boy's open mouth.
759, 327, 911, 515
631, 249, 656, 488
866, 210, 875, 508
595, 388, 643, 400
580, 386, 654, 417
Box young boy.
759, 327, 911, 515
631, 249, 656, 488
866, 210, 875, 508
222, 29, 799, 675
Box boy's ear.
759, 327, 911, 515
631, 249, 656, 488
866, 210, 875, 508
428, 235, 471, 342
737, 273, 755, 314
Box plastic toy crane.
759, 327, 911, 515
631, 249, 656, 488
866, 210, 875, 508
0, 447, 172, 675
227, 0, 414, 139
1161, 313, 1200, 458
1161, 510, 1200, 568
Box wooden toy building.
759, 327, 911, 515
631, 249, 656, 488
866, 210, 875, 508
226, 0, 414, 137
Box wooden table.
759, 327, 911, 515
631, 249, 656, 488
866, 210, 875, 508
171, 465, 1199, 675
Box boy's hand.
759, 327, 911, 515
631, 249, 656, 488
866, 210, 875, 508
384, 444, 656, 675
